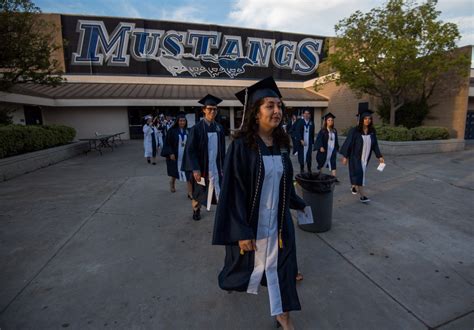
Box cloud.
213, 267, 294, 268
227, 0, 473, 46
228, 0, 380, 36
163, 5, 205, 22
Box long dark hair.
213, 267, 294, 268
357, 115, 375, 134
233, 98, 290, 150
322, 117, 336, 131
171, 115, 188, 130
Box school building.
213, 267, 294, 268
1, 13, 472, 141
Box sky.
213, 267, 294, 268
35, 0, 473, 46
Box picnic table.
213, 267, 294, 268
79, 132, 125, 155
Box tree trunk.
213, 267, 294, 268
390, 97, 396, 126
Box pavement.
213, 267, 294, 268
0, 140, 473, 330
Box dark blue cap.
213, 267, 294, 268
198, 94, 222, 106
357, 103, 373, 118
322, 112, 336, 120
235, 76, 282, 108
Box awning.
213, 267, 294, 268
1, 82, 328, 108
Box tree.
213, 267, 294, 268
0, 0, 64, 92
318, 0, 470, 126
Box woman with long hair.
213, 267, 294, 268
314, 113, 340, 181
340, 109, 384, 202
213, 77, 306, 330
161, 113, 192, 197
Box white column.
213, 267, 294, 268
230, 106, 235, 130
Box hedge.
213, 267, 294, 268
341, 125, 450, 142
0, 124, 76, 158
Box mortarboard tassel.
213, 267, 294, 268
237, 87, 248, 131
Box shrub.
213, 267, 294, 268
339, 125, 449, 141
375, 125, 412, 141
410, 126, 449, 140
0, 124, 76, 158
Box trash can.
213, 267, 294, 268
295, 172, 336, 233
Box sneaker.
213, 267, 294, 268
360, 196, 370, 203
192, 209, 201, 221
351, 186, 357, 195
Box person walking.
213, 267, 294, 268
213, 77, 306, 330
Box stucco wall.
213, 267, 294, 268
42, 106, 130, 140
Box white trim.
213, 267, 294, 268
247, 155, 283, 316
0, 92, 328, 108
63, 74, 309, 88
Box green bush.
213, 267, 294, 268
375, 125, 412, 141
340, 125, 449, 141
410, 126, 449, 140
0, 124, 76, 158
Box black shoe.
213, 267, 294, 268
152, 162, 156, 165
192, 209, 201, 221
351, 186, 357, 194
360, 196, 370, 203
335, 178, 340, 184
147, 159, 151, 164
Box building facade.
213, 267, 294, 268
1, 13, 472, 141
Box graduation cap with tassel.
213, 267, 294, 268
234, 76, 282, 130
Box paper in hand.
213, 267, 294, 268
377, 163, 386, 172
297, 206, 314, 225
197, 177, 206, 186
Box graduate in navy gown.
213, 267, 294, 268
161, 112, 192, 197
213, 77, 306, 329
340, 107, 385, 203
314, 113, 340, 181
143, 115, 160, 165
182, 94, 226, 221
293, 109, 315, 173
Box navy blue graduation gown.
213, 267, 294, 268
181, 120, 226, 205
212, 137, 306, 314
161, 127, 190, 180
294, 119, 315, 167
339, 127, 382, 186
314, 128, 340, 170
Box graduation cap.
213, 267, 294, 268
234, 76, 282, 130
322, 112, 336, 120
176, 111, 187, 119
144, 114, 153, 120
357, 103, 373, 118
235, 76, 282, 107
198, 94, 223, 107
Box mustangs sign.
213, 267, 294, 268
62, 15, 325, 81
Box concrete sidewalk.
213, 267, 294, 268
0, 141, 473, 329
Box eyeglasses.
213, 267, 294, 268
205, 107, 218, 112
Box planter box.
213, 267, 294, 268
338, 137, 465, 156
0, 142, 89, 181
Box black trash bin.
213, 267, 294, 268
295, 172, 336, 233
